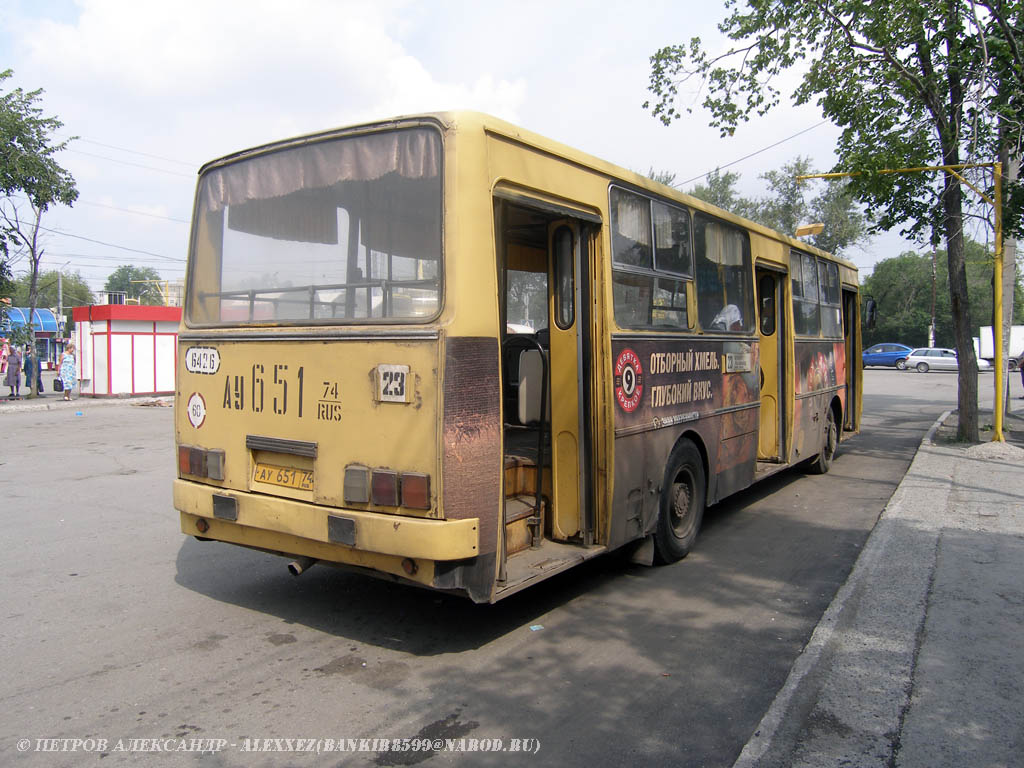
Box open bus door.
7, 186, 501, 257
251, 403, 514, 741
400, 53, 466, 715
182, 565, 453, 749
494, 198, 599, 593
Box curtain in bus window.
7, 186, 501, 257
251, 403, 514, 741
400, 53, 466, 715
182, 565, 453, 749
694, 215, 753, 332
228, 191, 339, 245
199, 129, 441, 211
610, 188, 652, 268
653, 202, 692, 275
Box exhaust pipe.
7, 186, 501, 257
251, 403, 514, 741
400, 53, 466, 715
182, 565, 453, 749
288, 556, 318, 576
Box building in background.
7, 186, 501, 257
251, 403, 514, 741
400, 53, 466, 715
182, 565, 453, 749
0, 307, 64, 368
71, 304, 181, 396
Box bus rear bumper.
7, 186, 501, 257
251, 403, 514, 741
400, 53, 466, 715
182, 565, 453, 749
174, 479, 480, 567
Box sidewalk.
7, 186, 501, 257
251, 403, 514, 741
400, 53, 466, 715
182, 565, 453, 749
734, 409, 1024, 768
1, 370, 171, 412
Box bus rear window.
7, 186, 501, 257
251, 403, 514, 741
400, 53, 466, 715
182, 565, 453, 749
187, 127, 442, 326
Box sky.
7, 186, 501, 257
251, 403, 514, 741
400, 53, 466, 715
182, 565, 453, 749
1, 0, 922, 302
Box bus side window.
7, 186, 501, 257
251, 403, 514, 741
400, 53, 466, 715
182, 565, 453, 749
694, 214, 753, 332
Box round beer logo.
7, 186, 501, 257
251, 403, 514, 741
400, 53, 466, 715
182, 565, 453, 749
187, 392, 207, 429
614, 348, 644, 413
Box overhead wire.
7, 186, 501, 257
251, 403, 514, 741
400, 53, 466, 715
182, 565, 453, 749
65, 136, 199, 168
677, 119, 831, 187
65, 147, 196, 178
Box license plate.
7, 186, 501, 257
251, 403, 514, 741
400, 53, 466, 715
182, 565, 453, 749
253, 463, 314, 491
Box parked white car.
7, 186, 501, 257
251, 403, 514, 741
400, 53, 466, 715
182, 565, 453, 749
905, 347, 992, 372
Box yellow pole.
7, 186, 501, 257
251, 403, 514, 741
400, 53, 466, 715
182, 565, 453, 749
993, 162, 1005, 441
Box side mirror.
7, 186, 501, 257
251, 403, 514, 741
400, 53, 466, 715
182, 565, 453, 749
864, 298, 877, 330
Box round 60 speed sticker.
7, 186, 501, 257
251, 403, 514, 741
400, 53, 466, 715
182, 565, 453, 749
614, 348, 644, 413
187, 392, 207, 429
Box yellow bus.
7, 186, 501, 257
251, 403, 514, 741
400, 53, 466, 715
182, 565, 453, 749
175, 112, 862, 603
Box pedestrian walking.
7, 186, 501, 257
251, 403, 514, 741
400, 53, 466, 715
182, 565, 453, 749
23, 345, 43, 397
5, 344, 22, 398
59, 343, 77, 401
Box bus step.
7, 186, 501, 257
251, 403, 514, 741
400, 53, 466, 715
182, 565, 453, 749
504, 455, 552, 499
505, 495, 546, 555
496, 539, 606, 601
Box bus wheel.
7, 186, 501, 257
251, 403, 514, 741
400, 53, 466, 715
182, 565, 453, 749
807, 407, 838, 475
654, 440, 706, 564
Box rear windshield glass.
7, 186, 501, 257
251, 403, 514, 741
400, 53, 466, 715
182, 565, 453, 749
186, 127, 442, 326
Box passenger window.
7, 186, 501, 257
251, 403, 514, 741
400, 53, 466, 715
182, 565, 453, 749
819, 260, 841, 338
792, 251, 821, 336
653, 202, 692, 276
610, 187, 652, 268
609, 185, 691, 331
612, 271, 653, 327
694, 214, 753, 332
653, 277, 688, 327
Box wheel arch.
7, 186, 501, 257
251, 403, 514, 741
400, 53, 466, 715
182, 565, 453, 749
670, 428, 710, 496
830, 395, 844, 443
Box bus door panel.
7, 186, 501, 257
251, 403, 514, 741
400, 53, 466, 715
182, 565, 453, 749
756, 268, 785, 461
548, 220, 586, 541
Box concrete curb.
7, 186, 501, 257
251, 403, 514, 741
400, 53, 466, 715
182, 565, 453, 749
0, 395, 173, 414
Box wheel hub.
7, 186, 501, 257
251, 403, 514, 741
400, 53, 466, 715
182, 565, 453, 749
672, 480, 692, 530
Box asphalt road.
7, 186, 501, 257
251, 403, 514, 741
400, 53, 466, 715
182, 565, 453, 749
1, 370, 1016, 767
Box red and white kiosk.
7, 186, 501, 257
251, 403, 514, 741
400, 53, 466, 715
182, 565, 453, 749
72, 305, 181, 397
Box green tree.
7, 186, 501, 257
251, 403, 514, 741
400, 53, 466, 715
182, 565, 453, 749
1, 69, 78, 396
104, 264, 165, 305
751, 158, 870, 255
645, 1, 1024, 440
688, 159, 869, 255
862, 252, 935, 347
644, 167, 678, 187
750, 157, 817, 236
809, 178, 872, 257
10, 268, 94, 329
863, 240, 1024, 348
687, 168, 754, 216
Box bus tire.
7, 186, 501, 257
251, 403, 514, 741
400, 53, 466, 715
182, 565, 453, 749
807, 406, 838, 475
654, 440, 706, 564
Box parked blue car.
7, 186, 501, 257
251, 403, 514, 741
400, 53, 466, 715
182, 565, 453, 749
862, 343, 914, 369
